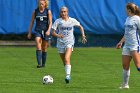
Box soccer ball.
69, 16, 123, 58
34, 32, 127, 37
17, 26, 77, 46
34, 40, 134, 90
43, 75, 53, 84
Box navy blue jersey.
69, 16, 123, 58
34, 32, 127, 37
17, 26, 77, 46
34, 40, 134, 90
35, 8, 49, 32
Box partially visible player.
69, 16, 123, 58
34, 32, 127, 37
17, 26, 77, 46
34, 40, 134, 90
116, 2, 140, 89
27, 0, 52, 68
52, 6, 87, 83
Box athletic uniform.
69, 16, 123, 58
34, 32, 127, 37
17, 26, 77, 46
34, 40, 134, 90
122, 15, 140, 55
34, 8, 50, 68
34, 8, 49, 40
52, 17, 80, 53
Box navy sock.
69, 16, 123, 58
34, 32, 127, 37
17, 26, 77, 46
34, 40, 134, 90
42, 52, 47, 66
36, 50, 42, 66
137, 68, 140, 72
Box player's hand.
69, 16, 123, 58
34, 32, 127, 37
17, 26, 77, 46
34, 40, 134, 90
116, 42, 122, 49
27, 33, 32, 39
82, 36, 87, 44
45, 31, 50, 36
57, 33, 64, 38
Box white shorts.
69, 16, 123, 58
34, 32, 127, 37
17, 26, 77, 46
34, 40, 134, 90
122, 46, 140, 56
57, 44, 73, 53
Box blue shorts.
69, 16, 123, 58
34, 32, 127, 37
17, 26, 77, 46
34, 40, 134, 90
34, 31, 50, 41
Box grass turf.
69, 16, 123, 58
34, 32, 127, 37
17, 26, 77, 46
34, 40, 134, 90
0, 47, 140, 93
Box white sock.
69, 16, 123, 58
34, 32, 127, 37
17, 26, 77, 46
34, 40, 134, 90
123, 69, 130, 85
65, 65, 71, 77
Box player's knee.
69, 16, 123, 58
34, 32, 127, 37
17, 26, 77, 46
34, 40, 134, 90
137, 68, 140, 72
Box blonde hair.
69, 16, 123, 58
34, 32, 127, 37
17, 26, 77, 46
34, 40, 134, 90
38, 0, 49, 8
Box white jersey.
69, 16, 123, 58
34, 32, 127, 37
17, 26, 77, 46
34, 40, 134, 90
124, 15, 140, 48
52, 17, 80, 48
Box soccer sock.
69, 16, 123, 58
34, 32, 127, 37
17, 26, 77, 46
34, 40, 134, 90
137, 68, 140, 72
65, 65, 71, 78
36, 50, 42, 66
42, 52, 47, 66
123, 69, 130, 85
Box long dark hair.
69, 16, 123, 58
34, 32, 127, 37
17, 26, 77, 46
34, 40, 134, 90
126, 3, 140, 16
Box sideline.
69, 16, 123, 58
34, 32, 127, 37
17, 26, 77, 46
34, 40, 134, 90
0, 41, 35, 46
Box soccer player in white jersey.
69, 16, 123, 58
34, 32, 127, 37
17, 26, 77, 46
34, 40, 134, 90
116, 3, 140, 89
52, 6, 87, 84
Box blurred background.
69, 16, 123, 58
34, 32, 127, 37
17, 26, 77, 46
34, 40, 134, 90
0, 0, 140, 47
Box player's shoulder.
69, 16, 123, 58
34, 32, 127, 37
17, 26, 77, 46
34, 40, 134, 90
54, 18, 63, 23
45, 8, 51, 12
132, 15, 140, 24
133, 15, 140, 20
69, 17, 77, 21
69, 17, 80, 23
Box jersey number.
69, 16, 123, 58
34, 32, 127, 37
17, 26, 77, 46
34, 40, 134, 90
40, 17, 43, 21
62, 31, 69, 37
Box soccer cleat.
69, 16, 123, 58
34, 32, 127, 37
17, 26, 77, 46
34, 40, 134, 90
119, 84, 129, 89
65, 76, 70, 84
37, 65, 42, 68
65, 78, 70, 84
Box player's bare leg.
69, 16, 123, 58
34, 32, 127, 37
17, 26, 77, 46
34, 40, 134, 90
120, 55, 131, 89
64, 48, 72, 83
131, 51, 140, 71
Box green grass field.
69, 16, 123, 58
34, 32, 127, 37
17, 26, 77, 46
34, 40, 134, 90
0, 47, 140, 93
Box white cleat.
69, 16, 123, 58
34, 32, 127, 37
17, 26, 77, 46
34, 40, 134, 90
119, 84, 129, 89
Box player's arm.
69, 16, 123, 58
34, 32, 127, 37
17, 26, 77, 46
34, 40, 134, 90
73, 18, 87, 44
52, 29, 57, 37
116, 36, 125, 49
52, 20, 64, 38
46, 10, 52, 36
77, 25, 87, 44
52, 29, 64, 38
27, 11, 35, 39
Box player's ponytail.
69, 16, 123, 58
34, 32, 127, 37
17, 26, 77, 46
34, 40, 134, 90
135, 6, 140, 16
44, 0, 49, 8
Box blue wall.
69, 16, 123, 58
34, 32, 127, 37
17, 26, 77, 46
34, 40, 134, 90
0, 0, 140, 34
0, 0, 38, 34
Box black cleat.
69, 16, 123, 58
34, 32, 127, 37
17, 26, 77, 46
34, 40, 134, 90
65, 76, 70, 84
37, 65, 42, 68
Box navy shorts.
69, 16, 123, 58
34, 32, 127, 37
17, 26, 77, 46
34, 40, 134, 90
34, 31, 50, 41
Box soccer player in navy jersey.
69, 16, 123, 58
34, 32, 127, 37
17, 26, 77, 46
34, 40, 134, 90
27, 0, 52, 68
116, 3, 140, 89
